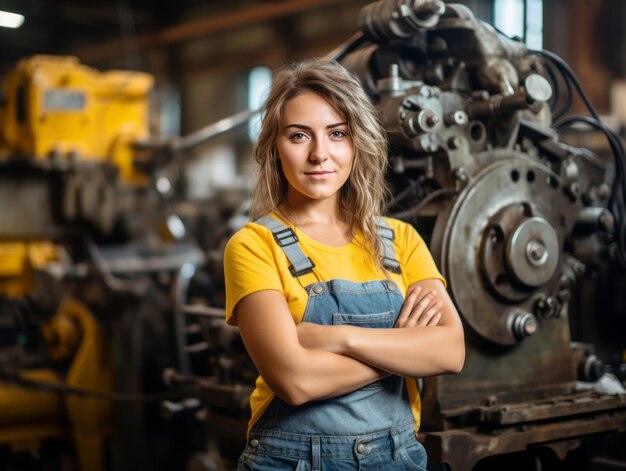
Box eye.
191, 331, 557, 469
330, 129, 347, 139
289, 132, 308, 141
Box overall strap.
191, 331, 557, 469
377, 218, 402, 274
255, 216, 316, 278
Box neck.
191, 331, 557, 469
281, 191, 345, 226
279, 191, 354, 247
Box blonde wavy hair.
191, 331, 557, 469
250, 58, 389, 270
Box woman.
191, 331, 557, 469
224, 59, 464, 470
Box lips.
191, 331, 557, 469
304, 171, 334, 175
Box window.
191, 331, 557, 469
493, 0, 543, 50
248, 66, 272, 142
160, 84, 181, 138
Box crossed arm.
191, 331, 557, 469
234, 277, 464, 406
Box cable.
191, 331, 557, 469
530, 49, 600, 120
391, 188, 455, 221
558, 116, 626, 267
554, 77, 573, 122
558, 117, 625, 208
482, 28, 578, 121
324, 32, 368, 62
0, 369, 193, 403
547, 61, 573, 121
525, 48, 626, 267
462, 28, 625, 265
542, 59, 560, 112
526, 50, 573, 121
387, 178, 422, 209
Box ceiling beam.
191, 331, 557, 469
76, 0, 363, 63
176, 29, 356, 78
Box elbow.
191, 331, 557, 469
269, 376, 312, 406
281, 392, 309, 407
448, 349, 465, 374
441, 348, 464, 374
262, 351, 319, 406
276, 387, 309, 406
443, 330, 466, 374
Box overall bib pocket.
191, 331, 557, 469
332, 310, 396, 392
332, 310, 394, 328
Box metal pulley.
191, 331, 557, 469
438, 154, 581, 346
505, 217, 560, 288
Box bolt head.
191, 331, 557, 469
523, 316, 538, 335
448, 136, 462, 150
599, 210, 615, 230
526, 239, 548, 266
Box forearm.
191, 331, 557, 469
339, 324, 465, 377
279, 348, 387, 405
333, 278, 465, 377
295, 280, 466, 378
235, 289, 389, 406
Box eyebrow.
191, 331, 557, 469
284, 122, 348, 130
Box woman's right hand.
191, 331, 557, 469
395, 285, 443, 328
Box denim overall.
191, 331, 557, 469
238, 217, 428, 471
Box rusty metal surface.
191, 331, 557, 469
424, 403, 626, 470
478, 392, 626, 425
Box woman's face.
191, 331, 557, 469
276, 91, 354, 206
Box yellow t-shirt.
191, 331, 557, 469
223, 213, 445, 432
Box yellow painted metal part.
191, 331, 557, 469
0, 299, 112, 471
0, 55, 153, 183
61, 298, 112, 471
0, 369, 66, 451
41, 313, 81, 362
0, 241, 58, 298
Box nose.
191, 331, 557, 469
309, 139, 328, 164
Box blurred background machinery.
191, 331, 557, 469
0, 55, 208, 470
0, 0, 626, 470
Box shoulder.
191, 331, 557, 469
379, 217, 423, 244
225, 220, 274, 251
382, 216, 445, 285
224, 219, 279, 265
380, 216, 412, 232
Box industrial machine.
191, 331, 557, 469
334, 0, 626, 468
0, 55, 205, 471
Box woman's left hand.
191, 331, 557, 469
395, 285, 443, 328
296, 322, 344, 354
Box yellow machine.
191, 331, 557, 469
0, 56, 155, 470
1, 55, 152, 182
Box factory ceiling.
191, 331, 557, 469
0, 0, 363, 71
